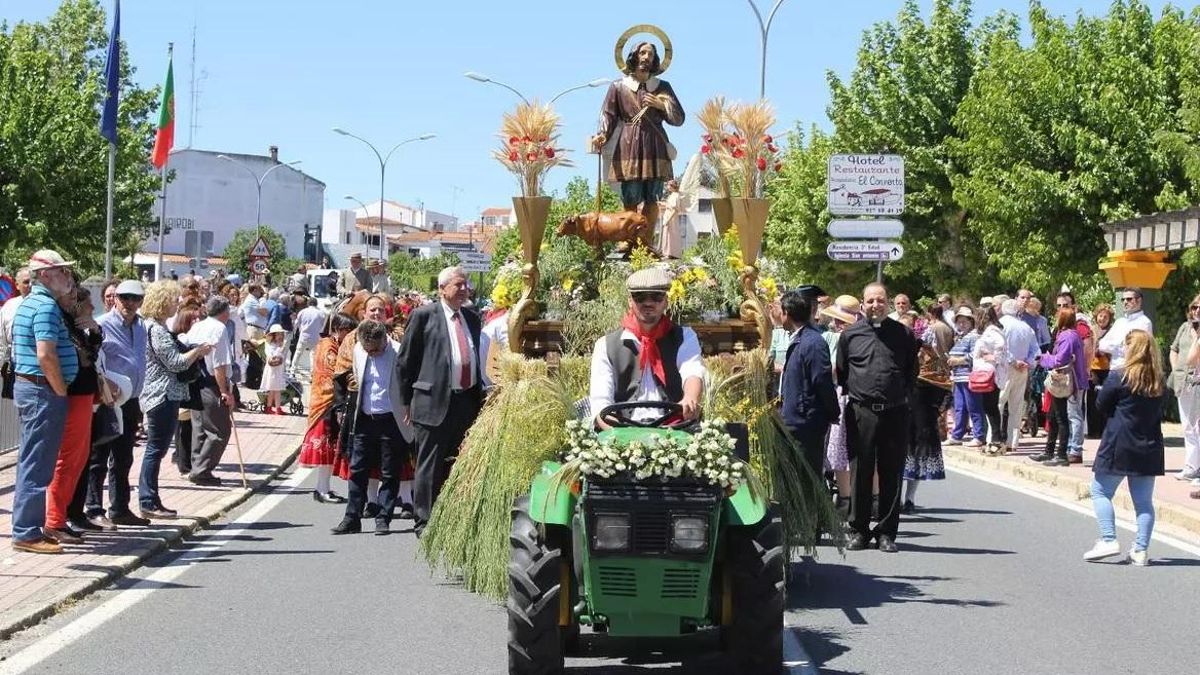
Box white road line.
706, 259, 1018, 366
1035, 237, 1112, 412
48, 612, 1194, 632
0, 468, 312, 675
946, 464, 1200, 558
783, 625, 820, 674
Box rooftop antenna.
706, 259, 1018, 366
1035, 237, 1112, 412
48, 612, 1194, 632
186, 20, 208, 147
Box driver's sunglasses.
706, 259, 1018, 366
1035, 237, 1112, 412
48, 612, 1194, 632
632, 292, 666, 304
117, 294, 142, 303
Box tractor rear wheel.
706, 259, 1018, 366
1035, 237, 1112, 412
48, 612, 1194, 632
507, 495, 567, 675
723, 506, 784, 674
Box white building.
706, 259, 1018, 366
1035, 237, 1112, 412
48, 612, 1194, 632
323, 200, 459, 253
676, 187, 719, 248
144, 146, 325, 275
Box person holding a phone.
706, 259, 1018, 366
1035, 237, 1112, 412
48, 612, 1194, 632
1169, 293, 1200, 485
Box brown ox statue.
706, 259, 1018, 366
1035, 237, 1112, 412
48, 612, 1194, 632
556, 210, 654, 255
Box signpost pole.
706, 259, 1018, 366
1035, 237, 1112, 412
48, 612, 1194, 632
876, 260, 883, 284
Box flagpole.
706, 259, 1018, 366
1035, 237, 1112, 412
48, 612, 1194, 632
156, 42, 174, 282
105, 143, 115, 280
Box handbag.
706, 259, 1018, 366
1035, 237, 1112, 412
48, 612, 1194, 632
968, 369, 996, 394
1044, 358, 1074, 399
1, 361, 13, 400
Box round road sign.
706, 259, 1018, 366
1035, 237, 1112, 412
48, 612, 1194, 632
251, 259, 268, 275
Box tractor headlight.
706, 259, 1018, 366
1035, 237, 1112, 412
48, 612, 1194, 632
670, 515, 709, 553
593, 514, 631, 551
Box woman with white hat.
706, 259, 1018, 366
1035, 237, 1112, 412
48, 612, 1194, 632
820, 294, 860, 514
261, 324, 288, 415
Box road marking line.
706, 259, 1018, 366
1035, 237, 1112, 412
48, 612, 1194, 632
783, 625, 820, 674
946, 464, 1200, 558
0, 468, 312, 675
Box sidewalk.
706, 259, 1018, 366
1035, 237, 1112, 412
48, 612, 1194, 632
0, 398, 308, 639
943, 421, 1200, 543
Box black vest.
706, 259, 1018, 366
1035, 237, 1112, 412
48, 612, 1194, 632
605, 325, 685, 404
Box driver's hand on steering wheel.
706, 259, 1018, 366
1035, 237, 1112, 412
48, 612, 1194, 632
680, 396, 700, 421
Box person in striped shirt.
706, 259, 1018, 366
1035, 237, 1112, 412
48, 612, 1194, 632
10, 249, 78, 554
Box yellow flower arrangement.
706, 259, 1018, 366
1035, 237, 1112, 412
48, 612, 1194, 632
758, 276, 779, 303
490, 263, 524, 311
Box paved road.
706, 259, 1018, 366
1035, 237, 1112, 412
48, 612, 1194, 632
1, 467, 1197, 674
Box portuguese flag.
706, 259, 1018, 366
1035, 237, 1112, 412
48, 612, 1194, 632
151, 55, 174, 169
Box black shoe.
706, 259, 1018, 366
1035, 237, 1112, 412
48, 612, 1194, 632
846, 533, 870, 551
312, 490, 347, 504
109, 512, 151, 527
374, 520, 390, 536
188, 473, 222, 486
363, 503, 381, 519
901, 500, 915, 515
70, 518, 103, 532
140, 506, 177, 520
398, 503, 415, 520
62, 523, 87, 539
331, 518, 361, 535
1042, 457, 1070, 467
1029, 452, 1055, 463
877, 535, 898, 553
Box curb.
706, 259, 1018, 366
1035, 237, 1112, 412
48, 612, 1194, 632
943, 446, 1200, 541
0, 445, 301, 641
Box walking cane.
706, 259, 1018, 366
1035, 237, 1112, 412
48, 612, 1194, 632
227, 405, 250, 489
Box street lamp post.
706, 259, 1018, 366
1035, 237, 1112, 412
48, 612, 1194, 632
332, 128, 436, 262
464, 72, 611, 105
344, 195, 371, 251
216, 154, 302, 240
746, 0, 787, 99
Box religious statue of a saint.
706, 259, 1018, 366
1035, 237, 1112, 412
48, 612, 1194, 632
590, 29, 684, 228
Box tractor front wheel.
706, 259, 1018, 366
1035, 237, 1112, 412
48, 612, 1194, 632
723, 506, 784, 674
507, 495, 566, 675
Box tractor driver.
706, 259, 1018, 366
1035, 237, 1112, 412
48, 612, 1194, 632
588, 267, 705, 429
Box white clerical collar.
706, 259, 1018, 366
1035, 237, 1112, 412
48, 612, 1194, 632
621, 74, 660, 93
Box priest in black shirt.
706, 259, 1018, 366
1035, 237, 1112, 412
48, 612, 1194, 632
836, 283, 920, 552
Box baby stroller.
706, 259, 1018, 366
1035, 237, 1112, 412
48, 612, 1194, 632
250, 375, 305, 416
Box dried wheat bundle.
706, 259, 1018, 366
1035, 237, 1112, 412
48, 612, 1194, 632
491, 102, 574, 197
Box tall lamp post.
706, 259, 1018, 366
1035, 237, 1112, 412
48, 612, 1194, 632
216, 154, 302, 240
332, 128, 436, 262
745, 0, 787, 99
464, 72, 611, 105
344, 195, 372, 252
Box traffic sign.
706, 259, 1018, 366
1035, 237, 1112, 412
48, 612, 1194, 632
827, 219, 905, 239
251, 258, 268, 275
826, 241, 905, 262
827, 154, 905, 216
455, 250, 492, 273
248, 236, 271, 259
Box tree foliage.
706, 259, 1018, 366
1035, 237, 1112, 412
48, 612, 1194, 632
490, 175, 622, 273
0, 0, 161, 275
765, 0, 1200, 305
388, 250, 461, 293
221, 228, 296, 282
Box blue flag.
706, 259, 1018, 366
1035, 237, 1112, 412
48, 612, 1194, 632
99, 0, 120, 145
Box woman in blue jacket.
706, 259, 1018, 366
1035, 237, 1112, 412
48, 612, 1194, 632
1084, 329, 1164, 566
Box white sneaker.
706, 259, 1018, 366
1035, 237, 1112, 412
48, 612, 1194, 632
1174, 469, 1199, 481
942, 438, 963, 447
964, 439, 984, 448
1127, 548, 1149, 566
1083, 539, 1121, 561
1192, 477, 1200, 487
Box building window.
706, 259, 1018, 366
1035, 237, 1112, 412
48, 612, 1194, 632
698, 199, 712, 213
344, 232, 350, 244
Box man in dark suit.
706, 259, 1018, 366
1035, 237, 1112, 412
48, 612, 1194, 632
398, 266, 483, 536
779, 290, 839, 488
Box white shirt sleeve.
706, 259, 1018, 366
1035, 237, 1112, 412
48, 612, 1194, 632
1098, 318, 1124, 356
677, 327, 705, 383
588, 336, 615, 421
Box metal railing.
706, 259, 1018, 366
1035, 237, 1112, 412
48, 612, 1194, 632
0, 397, 17, 455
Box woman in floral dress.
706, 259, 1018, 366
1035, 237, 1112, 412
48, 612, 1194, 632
819, 295, 860, 516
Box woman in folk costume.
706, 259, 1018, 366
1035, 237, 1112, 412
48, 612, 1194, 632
299, 311, 358, 504
904, 303, 954, 512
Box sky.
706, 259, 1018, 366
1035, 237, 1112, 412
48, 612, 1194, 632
1, 0, 1178, 224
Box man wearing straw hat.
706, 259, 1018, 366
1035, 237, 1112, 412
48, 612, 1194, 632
588, 266, 705, 428
10, 249, 77, 553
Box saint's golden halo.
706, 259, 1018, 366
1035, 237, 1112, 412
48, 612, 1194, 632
613, 24, 673, 76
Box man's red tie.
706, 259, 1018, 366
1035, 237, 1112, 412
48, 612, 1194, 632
452, 312, 471, 389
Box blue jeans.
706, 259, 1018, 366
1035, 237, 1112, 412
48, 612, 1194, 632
12, 379, 68, 543
1091, 471, 1156, 552
139, 400, 180, 510
951, 382, 985, 441
1066, 391, 1084, 455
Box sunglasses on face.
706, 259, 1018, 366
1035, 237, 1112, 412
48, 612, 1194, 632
1121, 297, 1137, 302
632, 292, 666, 304
1190, 305, 1200, 311
117, 294, 142, 302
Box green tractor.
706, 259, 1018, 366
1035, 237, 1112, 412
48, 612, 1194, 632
506, 402, 784, 674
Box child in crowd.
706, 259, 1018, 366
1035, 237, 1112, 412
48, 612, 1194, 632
261, 324, 288, 414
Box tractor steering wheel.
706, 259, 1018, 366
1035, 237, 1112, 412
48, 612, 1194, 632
598, 401, 688, 429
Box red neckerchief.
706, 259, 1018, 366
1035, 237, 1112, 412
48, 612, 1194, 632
621, 311, 674, 385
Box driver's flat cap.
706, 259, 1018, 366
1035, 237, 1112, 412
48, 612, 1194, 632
627, 266, 673, 293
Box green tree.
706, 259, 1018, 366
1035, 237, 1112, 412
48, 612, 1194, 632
222, 228, 299, 282
489, 176, 622, 272
389, 250, 460, 292
0, 0, 161, 275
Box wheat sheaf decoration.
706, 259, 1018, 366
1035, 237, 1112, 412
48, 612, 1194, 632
491, 102, 574, 197
697, 97, 782, 199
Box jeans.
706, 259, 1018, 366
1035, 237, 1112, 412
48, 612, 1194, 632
1091, 471, 1156, 552
980, 389, 1002, 445
1066, 390, 1085, 455
951, 382, 985, 441
1044, 395, 1070, 458
140, 400, 180, 509
12, 379, 68, 543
